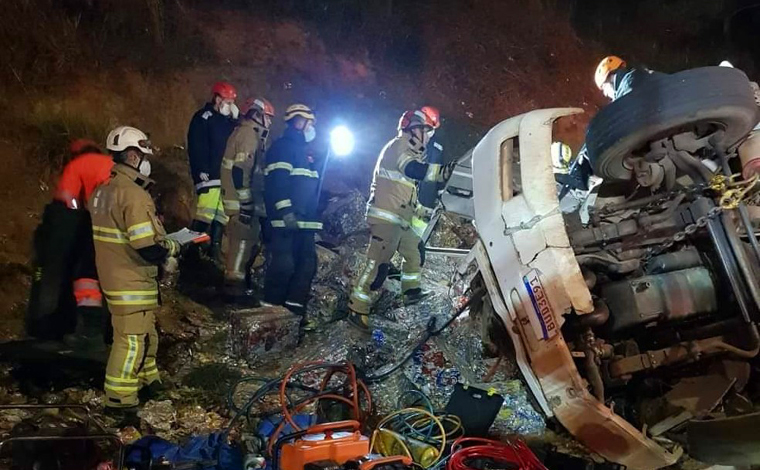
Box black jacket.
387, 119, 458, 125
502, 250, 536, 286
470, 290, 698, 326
264, 126, 322, 230
609, 66, 664, 101
187, 103, 236, 191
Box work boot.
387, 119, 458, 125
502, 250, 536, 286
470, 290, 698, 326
403, 288, 431, 306
222, 282, 260, 307
285, 302, 317, 333
104, 406, 141, 428
346, 311, 371, 333
138, 380, 171, 402
62, 307, 107, 354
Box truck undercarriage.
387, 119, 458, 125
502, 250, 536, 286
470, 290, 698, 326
449, 67, 760, 469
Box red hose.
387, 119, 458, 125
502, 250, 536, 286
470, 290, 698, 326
447, 437, 546, 470
269, 361, 372, 456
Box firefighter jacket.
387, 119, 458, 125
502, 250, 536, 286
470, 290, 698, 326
89, 164, 179, 316
54, 152, 114, 209
220, 118, 267, 218
264, 126, 322, 230
187, 103, 237, 192
367, 134, 441, 228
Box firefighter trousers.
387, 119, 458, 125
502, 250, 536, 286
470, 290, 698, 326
104, 310, 160, 408
224, 215, 261, 292
192, 187, 229, 230
348, 222, 422, 315
263, 229, 317, 311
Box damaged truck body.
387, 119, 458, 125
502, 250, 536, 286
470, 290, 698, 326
448, 67, 760, 469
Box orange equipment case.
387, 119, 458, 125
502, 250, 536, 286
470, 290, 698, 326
279, 421, 370, 470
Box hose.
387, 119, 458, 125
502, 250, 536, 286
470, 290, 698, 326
447, 437, 546, 470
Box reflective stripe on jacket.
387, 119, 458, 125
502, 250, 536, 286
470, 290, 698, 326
88, 164, 175, 315
220, 119, 267, 217
264, 126, 321, 230
367, 135, 425, 226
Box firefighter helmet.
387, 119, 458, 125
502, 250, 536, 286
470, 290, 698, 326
283, 104, 315, 122
211, 81, 238, 100
594, 56, 626, 90
398, 108, 438, 132
106, 126, 153, 155
420, 106, 441, 129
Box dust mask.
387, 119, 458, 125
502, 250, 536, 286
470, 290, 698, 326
139, 159, 152, 177
219, 102, 232, 116
304, 125, 316, 143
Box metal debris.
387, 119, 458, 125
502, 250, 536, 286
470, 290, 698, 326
228, 305, 302, 365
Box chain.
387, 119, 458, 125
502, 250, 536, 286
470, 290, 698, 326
645, 205, 724, 260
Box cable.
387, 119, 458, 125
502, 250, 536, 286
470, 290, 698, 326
447, 437, 546, 470
364, 288, 486, 384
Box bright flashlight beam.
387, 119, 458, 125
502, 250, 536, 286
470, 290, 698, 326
330, 126, 355, 157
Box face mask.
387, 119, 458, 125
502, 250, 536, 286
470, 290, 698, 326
304, 125, 316, 143
139, 159, 152, 177
219, 102, 232, 116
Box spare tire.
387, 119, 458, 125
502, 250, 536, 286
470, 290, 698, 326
587, 67, 760, 181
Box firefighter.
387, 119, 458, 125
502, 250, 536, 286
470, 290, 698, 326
220, 97, 275, 304
347, 106, 450, 331
263, 104, 321, 326
27, 140, 113, 344
560, 56, 665, 198
90, 126, 180, 413
187, 81, 238, 258
594, 55, 663, 102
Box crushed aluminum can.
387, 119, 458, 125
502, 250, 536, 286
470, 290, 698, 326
321, 190, 370, 243
138, 400, 176, 433
228, 305, 301, 364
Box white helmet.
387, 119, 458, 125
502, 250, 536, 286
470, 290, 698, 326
106, 126, 153, 155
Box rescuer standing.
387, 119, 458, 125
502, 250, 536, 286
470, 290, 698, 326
27, 139, 113, 344
220, 97, 275, 305
187, 81, 239, 258
347, 107, 450, 331
90, 126, 180, 414
263, 104, 321, 326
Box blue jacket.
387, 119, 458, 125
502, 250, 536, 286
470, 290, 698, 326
264, 126, 322, 230
187, 103, 236, 192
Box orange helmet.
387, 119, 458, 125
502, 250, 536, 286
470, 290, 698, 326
69, 138, 102, 156
420, 106, 441, 129
594, 56, 626, 90
211, 81, 237, 100
240, 97, 275, 117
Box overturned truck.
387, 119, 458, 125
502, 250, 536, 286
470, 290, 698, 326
448, 67, 760, 469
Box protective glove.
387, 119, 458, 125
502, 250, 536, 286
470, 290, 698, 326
441, 160, 457, 182
239, 209, 253, 225
418, 240, 426, 267
162, 256, 179, 275
199, 172, 210, 182
282, 212, 299, 230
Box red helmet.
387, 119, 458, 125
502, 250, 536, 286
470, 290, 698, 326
69, 138, 102, 156
420, 106, 441, 129
211, 81, 237, 100
240, 97, 275, 117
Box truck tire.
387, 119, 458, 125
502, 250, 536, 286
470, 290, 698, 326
587, 67, 760, 181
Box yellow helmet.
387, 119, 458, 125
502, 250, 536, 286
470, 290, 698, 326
594, 56, 626, 90
283, 104, 316, 122
551, 141, 573, 173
